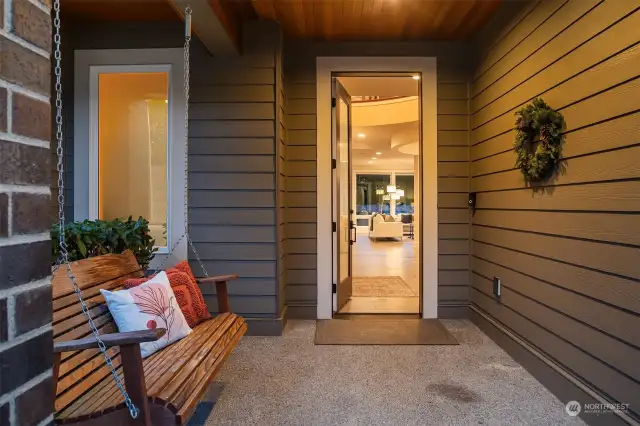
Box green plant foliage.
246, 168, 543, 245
52, 216, 158, 269
514, 98, 565, 182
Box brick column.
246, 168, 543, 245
0, 1, 54, 426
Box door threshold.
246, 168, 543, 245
333, 313, 421, 320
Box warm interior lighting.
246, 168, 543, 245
98, 72, 169, 248
376, 152, 382, 155
391, 194, 401, 200
358, 133, 366, 138
368, 161, 373, 164
371, 157, 377, 160
396, 189, 405, 197
376, 189, 385, 195
387, 185, 396, 193
412, 75, 420, 80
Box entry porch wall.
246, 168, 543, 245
283, 41, 473, 320
56, 20, 285, 335
469, 0, 640, 423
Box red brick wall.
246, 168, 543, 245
0, 0, 53, 425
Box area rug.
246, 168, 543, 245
352, 276, 417, 297
315, 318, 459, 345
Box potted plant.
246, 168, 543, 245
51, 216, 158, 270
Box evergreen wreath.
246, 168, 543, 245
514, 98, 565, 182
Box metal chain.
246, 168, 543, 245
156, 6, 209, 277
52, 0, 138, 419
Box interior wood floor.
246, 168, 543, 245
340, 236, 419, 314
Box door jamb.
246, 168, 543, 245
316, 57, 438, 320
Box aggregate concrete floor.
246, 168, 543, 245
189, 320, 587, 426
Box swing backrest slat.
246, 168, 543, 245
52, 250, 142, 299
52, 250, 144, 413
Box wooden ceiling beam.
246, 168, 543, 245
168, 0, 241, 55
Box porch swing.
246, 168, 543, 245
50, 3, 246, 425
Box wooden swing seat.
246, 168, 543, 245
52, 250, 246, 425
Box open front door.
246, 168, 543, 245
332, 79, 354, 313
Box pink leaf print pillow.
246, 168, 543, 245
101, 272, 192, 358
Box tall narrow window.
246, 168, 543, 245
395, 174, 415, 214
97, 72, 169, 249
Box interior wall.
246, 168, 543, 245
470, 0, 640, 423
283, 41, 472, 319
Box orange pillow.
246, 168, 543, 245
172, 261, 211, 323
124, 262, 210, 327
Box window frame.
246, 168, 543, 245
74, 49, 187, 264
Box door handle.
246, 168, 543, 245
350, 221, 356, 244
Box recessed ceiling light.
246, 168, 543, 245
376, 152, 382, 155
412, 75, 420, 80
368, 161, 373, 164
371, 157, 377, 160
358, 133, 366, 138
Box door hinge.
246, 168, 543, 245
331, 97, 336, 108
332, 283, 337, 293
331, 158, 337, 169
332, 221, 337, 232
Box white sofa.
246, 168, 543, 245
369, 214, 404, 240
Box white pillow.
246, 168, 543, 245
101, 271, 192, 358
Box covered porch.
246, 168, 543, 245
24, 0, 638, 425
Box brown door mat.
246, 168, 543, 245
315, 318, 458, 345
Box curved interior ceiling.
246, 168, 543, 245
338, 76, 419, 170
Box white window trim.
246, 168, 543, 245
316, 57, 438, 320
74, 49, 187, 267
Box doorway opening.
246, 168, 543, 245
332, 74, 421, 315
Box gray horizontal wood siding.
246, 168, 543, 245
470, 0, 640, 422
283, 41, 473, 319
58, 21, 285, 331
188, 22, 281, 325
276, 29, 287, 323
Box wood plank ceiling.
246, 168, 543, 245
243, 0, 502, 40
60, 0, 181, 22
59, 0, 501, 41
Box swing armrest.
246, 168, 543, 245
196, 274, 238, 313
196, 274, 238, 284
53, 329, 164, 424
53, 329, 166, 353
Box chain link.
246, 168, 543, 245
155, 6, 208, 277
53, 0, 138, 419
